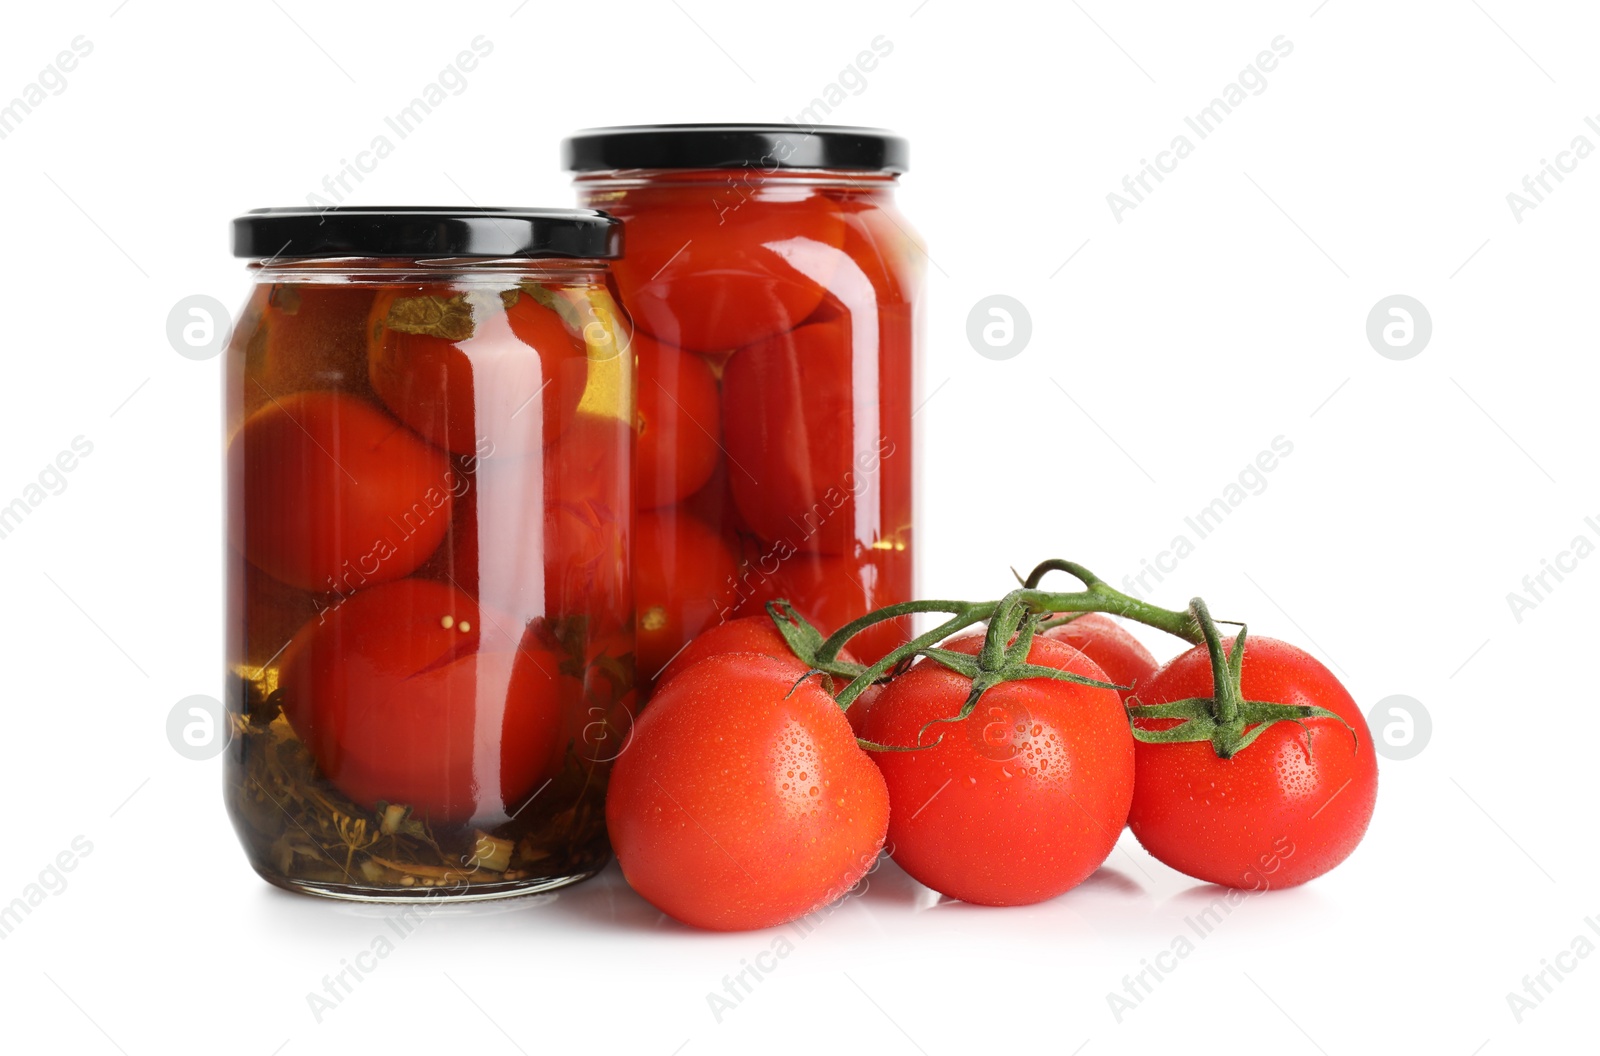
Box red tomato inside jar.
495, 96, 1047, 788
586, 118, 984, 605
223, 207, 633, 901
566, 125, 921, 675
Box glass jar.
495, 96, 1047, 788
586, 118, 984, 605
224, 208, 633, 901
566, 125, 921, 681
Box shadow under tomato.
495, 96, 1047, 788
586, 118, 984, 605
1073, 866, 1147, 898
1164, 878, 1331, 922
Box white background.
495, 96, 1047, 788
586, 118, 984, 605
0, 1, 1593, 1053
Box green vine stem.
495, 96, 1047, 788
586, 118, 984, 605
761, 558, 1354, 763
1124, 597, 1356, 759
816, 560, 1206, 711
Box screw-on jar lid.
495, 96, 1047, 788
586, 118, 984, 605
231, 207, 622, 260
562, 124, 908, 174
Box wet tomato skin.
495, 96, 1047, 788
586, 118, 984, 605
606, 653, 889, 931
230, 391, 453, 593
855, 634, 1134, 906
1128, 636, 1378, 890
655, 613, 864, 689
1042, 614, 1160, 705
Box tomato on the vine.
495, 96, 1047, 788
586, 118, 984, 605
1128, 636, 1378, 890
635, 332, 720, 509
854, 633, 1134, 906
606, 653, 889, 931
367, 286, 588, 457
655, 612, 864, 689
230, 391, 453, 593
278, 579, 568, 823
1042, 613, 1159, 705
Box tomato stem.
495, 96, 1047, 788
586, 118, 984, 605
1020, 559, 1203, 643
822, 560, 1208, 711
1191, 598, 1242, 726
831, 604, 989, 710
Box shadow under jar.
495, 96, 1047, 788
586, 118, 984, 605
224, 208, 634, 901
565, 125, 922, 683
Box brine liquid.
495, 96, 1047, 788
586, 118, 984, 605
224, 268, 633, 900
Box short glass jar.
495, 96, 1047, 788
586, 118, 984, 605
224, 208, 633, 901
565, 125, 921, 680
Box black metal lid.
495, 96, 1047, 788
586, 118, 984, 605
231, 207, 622, 260
562, 124, 908, 174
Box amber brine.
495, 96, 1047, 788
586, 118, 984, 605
224, 208, 633, 901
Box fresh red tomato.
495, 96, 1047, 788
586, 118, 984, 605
230, 391, 454, 593
855, 633, 1134, 906
367, 285, 588, 457
655, 612, 864, 689
278, 579, 568, 823
635, 507, 739, 684
1128, 636, 1378, 890
635, 331, 720, 509
721, 322, 859, 555
606, 653, 889, 931
1042, 614, 1159, 705
604, 184, 846, 352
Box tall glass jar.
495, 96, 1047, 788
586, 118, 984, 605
566, 125, 921, 683
225, 208, 633, 901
